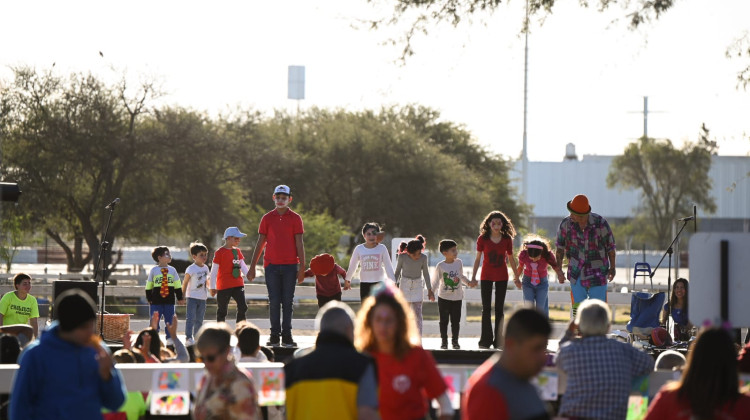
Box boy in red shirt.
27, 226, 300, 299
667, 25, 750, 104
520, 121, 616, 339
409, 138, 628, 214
248, 185, 305, 347
210, 227, 251, 323
304, 253, 349, 308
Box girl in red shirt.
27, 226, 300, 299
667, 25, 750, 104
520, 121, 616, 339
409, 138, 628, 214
355, 284, 453, 420
471, 211, 520, 349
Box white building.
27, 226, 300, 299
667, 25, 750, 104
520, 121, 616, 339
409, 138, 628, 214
511, 144, 750, 238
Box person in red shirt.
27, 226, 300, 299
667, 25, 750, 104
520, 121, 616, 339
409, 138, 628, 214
304, 253, 349, 308
210, 226, 251, 323
248, 185, 305, 347
471, 211, 520, 349
355, 282, 453, 420
645, 327, 750, 420
462, 308, 552, 420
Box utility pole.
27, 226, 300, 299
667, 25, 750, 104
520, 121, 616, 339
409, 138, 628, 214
629, 96, 664, 138
521, 0, 530, 204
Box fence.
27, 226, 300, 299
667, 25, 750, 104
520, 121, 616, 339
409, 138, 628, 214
0, 362, 691, 409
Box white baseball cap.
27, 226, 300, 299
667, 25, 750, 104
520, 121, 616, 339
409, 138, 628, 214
273, 185, 291, 195
223, 227, 247, 239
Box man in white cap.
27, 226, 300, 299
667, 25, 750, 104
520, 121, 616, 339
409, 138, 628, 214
248, 185, 306, 347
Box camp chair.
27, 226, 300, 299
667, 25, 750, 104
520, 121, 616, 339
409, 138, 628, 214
626, 263, 666, 341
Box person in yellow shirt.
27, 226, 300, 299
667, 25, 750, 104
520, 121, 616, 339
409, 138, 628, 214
0, 273, 39, 338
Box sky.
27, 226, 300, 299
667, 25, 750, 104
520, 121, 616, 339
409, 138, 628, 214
1, 0, 749, 162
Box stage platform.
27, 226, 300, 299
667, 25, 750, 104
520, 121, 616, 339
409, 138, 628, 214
122, 318, 570, 364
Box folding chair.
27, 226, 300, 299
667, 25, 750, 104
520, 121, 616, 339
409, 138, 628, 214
626, 263, 666, 342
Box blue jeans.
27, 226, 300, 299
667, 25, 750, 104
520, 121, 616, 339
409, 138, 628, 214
184, 297, 206, 339
265, 264, 298, 337
522, 275, 549, 318
570, 277, 608, 318
149, 303, 175, 339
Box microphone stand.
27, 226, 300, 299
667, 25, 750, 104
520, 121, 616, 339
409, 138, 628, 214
650, 218, 691, 329
93, 200, 117, 340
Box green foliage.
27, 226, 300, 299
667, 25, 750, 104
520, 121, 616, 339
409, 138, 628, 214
1, 69, 525, 270
0, 205, 27, 272
606, 130, 716, 247
365, 0, 675, 60
295, 206, 352, 266
0, 67, 166, 271
248, 106, 525, 253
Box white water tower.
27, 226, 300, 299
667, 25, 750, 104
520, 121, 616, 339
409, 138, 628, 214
564, 143, 578, 161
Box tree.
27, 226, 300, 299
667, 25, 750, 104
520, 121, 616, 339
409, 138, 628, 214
0, 67, 165, 271
365, 0, 674, 60
295, 206, 352, 266
145, 107, 256, 251
606, 127, 716, 247
246, 106, 523, 253
0, 205, 27, 272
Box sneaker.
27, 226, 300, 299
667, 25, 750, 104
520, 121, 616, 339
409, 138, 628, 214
282, 335, 297, 347
266, 335, 280, 347
185, 337, 195, 346
165, 338, 174, 347
452, 341, 460, 350
440, 340, 448, 350
478, 342, 491, 349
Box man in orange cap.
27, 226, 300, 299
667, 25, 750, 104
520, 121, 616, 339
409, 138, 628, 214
555, 194, 616, 319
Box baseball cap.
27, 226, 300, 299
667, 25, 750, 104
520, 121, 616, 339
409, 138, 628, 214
274, 185, 291, 195
310, 253, 335, 276
223, 226, 247, 239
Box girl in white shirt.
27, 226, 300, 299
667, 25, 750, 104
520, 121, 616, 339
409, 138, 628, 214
345, 222, 397, 302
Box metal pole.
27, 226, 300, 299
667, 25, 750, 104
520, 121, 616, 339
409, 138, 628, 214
521, 0, 530, 204
643, 96, 648, 138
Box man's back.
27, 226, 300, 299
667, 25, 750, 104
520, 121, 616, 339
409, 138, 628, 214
463, 354, 550, 420
557, 336, 654, 420
284, 331, 377, 420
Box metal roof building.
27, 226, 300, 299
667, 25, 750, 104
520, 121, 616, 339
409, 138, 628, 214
510, 148, 750, 234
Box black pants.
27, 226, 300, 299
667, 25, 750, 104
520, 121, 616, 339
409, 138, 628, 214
438, 297, 462, 341
317, 292, 342, 308
216, 286, 248, 323
480, 280, 508, 347
360, 282, 381, 302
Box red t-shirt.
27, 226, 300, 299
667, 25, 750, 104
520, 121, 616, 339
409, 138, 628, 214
212, 247, 245, 290
462, 358, 508, 420
372, 346, 447, 420
304, 264, 346, 297
258, 209, 304, 267
645, 386, 750, 420
476, 236, 513, 281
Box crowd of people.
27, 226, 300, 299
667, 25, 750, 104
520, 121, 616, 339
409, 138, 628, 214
3, 187, 750, 419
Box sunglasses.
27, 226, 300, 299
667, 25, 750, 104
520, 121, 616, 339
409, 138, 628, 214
198, 349, 225, 363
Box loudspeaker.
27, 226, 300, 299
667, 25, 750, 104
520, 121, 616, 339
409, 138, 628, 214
52, 280, 99, 320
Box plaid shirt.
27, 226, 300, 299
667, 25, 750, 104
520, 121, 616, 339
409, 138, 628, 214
556, 213, 616, 288
557, 336, 654, 420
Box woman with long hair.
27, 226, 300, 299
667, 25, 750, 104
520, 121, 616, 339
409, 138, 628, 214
471, 210, 519, 348
645, 327, 750, 420
661, 278, 693, 340
355, 283, 453, 420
